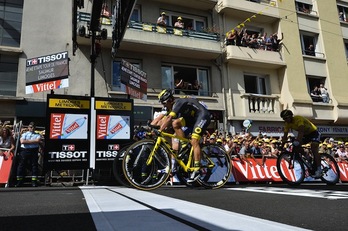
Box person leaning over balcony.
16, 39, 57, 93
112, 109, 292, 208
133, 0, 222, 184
174, 16, 184, 29
16, 122, 42, 187
306, 44, 315, 56
319, 83, 330, 103
271, 32, 283, 52
226, 30, 236, 46
157, 12, 167, 27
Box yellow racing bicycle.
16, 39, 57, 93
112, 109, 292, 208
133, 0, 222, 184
122, 128, 232, 190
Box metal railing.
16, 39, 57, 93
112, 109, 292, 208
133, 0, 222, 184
77, 12, 220, 42
302, 50, 325, 58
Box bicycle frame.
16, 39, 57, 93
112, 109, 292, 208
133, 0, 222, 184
145, 131, 213, 173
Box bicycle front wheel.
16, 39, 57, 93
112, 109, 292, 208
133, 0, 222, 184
123, 139, 171, 190
276, 152, 305, 185
198, 144, 232, 189
320, 153, 340, 185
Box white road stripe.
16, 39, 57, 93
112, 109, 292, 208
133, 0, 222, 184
81, 186, 309, 231
226, 187, 348, 200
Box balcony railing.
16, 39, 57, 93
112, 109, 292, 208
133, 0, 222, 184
77, 12, 220, 42
302, 50, 325, 59
242, 94, 279, 114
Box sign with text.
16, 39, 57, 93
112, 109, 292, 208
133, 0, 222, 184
94, 97, 133, 168
26, 51, 69, 94
120, 59, 147, 100
44, 95, 91, 170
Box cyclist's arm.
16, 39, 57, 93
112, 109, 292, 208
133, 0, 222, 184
159, 114, 173, 131
151, 113, 165, 126
296, 125, 305, 145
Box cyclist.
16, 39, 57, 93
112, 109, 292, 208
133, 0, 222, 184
158, 89, 211, 182
280, 109, 322, 178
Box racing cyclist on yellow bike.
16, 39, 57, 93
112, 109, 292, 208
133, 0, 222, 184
280, 109, 322, 178
158, 89, 211, 183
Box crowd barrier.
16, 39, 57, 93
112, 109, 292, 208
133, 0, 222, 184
229, 158, 348, 183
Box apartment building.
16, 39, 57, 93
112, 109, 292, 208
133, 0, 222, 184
1, 0, 348, 138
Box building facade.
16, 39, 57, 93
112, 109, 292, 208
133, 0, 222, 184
1, 0, 348, 138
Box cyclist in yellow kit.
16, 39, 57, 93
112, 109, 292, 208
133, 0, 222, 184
280, 109, 322, 178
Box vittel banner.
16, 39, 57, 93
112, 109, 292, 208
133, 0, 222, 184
94, 97, 134, 168
44, 94, 91, 170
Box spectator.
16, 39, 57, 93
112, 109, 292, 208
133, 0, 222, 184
174, 16, 184, 29
226, 30, 236, 46
16, 122, 42, 187
319, 83, 330, 103
238, 140, 253, 166
0, 127, 15, 160
248, 33, 259, 49
157, 12, 167, 27
264, 34, 273, 51
174, 78, 184, 94
339, 12, 345, 21
335, 145, 348, 163
306, 44, 315, 56
192, 80, 202, 95
310, 85, 321, 102
271, 32, 283, 51
250, 141, 263, 166
235, 28, 244, 46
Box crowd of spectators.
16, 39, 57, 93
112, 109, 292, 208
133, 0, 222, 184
225, 28, 283, 52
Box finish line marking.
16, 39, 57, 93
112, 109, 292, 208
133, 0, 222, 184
226, 187, 348, 200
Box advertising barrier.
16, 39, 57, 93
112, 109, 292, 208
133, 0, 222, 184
44, 95, 91, 170
44, 94, 134, 171
231, 158, 348, 183
94, 97, 134, 168
0, 151, 13, 185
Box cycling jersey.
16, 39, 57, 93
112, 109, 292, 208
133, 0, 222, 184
284, 115, 317, 135
168, 98, 210, 139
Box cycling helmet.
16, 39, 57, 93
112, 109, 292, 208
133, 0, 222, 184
158, 89, 173, 103
280, 109, 293, 119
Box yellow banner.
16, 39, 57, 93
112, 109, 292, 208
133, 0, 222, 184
174, 28, 183, 36
156, 26, 167, 34
49, 99, 90, 109
142, 24, 153, 32
95, 101, 132, 110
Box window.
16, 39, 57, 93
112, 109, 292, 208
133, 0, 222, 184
161, 64, 209, 96
295, 1, 312, 14
307, 76, 326, 102
111, 59, 141, 91
163, 11, 206, 31
130, 5, 141, 22
338, 5, 348, 22
0, 54, 18, 96
0, 0, 23, 47
300, 32, 320, 57
345, 40, 348, 60
244, 74, 268, 95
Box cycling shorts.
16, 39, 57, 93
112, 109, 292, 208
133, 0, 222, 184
302, 130, 321, 144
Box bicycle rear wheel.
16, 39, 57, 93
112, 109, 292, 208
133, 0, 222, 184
320, 153, 340, 185
112, 145, 131, 187
198, 144, 231, 189
123, 139, 171, 190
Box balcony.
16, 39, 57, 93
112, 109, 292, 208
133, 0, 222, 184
76, 12, 222, 60
217, 0, 280, 23
225, 91, 281, 120
224, 45, 286, 69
